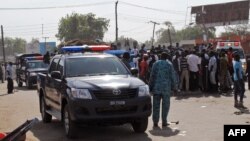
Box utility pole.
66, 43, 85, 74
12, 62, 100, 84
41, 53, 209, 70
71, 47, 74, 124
1, 25, 6, 64
149, 21, 160, 46
42, 37, 49, 54
42, 24, 44, 36
167, 26, 172, 46
115, 1, 118, 43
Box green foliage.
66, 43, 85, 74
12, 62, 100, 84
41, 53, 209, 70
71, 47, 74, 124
117, 36, 138, 49
156, 21, 216, 44
56, 13, 110, 42
156, 21, 177, 44
0, 37, 26, 56
220, 25, 250, 37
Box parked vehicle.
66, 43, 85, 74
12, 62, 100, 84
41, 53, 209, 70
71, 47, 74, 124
16, 54, 48, 89
37, 46, 152, 138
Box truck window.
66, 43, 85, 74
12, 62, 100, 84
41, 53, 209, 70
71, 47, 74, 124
49, 58, 59, 73
58, 59, 64, 74
66, 57, 129, 77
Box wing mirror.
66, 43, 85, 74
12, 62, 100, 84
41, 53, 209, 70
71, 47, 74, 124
51, 71, 61, 79
130, 68, 138, 76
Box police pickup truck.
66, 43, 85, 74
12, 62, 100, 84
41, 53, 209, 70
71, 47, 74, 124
37, 46, 151, 138
16, 54, 48, 89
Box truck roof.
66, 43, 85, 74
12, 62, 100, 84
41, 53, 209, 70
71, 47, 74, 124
55, 52, 116, 59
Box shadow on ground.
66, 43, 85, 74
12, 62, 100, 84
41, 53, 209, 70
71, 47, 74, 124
172, 90, 234, 100
30, 120, 153, 141
149, 126, 180, 137
14, 85, 36, 92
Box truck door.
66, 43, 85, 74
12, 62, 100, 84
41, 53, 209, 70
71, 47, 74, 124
20, 65, 26, 81
51, 58, 64, 109
45, 58, 60, 109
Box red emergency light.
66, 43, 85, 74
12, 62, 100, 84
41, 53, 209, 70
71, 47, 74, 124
25, 56, 43, 61
89, 45, 111, 52
219, 42, 225, 46
234, 42, 239, 46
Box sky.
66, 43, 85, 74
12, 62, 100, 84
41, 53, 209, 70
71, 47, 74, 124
0, 0, 245, 43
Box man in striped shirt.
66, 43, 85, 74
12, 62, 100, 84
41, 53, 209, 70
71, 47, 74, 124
180, 52, 189, 92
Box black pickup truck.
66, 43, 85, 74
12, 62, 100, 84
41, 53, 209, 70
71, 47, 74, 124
15, 54, 48, 89
37, 52, 151, 138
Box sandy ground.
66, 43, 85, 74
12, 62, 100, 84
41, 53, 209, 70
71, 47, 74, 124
0, 81, 250, 141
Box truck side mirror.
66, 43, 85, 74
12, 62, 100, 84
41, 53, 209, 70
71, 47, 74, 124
130, 68, 138, 76
51, 71, 61, 79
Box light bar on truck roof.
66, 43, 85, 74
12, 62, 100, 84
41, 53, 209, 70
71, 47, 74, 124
25, 56, 43, 61
89, 45, 111, 52
61, 45, 88, 53
104, 50, 127, 57
219, 42, 240, 47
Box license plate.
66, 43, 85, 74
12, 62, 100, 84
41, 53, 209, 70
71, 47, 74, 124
110, 101, 125, 105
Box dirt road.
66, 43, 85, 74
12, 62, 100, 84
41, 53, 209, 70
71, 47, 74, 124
0, 82, 250, 141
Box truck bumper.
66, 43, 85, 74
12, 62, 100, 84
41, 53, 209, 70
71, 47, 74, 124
68, 96, 152, 124
28, 76, 37, 84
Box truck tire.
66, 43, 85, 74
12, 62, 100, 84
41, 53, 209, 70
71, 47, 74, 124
41, 97, 52, 123
17, 78, 23, 87
63, 104, 77, 138
131, 118, 148, 133
26, 79, 32, 89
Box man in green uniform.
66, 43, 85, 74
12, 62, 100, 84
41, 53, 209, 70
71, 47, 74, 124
149, 52, 176, 127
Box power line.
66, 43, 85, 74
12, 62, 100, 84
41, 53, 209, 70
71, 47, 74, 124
5, 26, 58, 32
0, 1, 114, 10
119, 1, 185, 15
5, 23, 58, 28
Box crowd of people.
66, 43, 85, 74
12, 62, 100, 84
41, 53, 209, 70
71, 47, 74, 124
121, 43, 248, 127
0, 43, 248, 127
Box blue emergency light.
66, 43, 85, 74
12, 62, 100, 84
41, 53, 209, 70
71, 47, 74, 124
104, 50, 127, 57
61, 45, 88, 53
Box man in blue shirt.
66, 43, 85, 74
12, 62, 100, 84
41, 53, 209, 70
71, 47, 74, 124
233, 54, 246, 108
149, 52, 176, 127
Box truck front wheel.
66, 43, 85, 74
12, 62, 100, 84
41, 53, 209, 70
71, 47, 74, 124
26, 79, 32, 89
41, 97, 52, 123
17, 78, 23, 87
131, 117, 148, 133
63, 104, 77, 138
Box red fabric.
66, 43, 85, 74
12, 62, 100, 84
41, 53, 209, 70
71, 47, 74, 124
139, 60, 148, 77
227, 52, 233, 66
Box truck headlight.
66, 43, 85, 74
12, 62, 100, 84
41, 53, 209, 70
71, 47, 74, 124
68, 88, 92, 99
30, 72, 37, 76
242, 62, 247, 72
138, 85, 150, 97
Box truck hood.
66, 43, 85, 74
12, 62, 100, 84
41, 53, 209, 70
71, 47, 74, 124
66, 75, 145, 89
27, 68, 48, 73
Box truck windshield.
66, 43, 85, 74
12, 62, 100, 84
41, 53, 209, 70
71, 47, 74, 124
66, 57, 129, 77
27, 61, 49, 69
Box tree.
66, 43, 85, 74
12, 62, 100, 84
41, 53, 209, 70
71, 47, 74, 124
56, 13, 109, 42
175, 25, 216, 41
117, 36, 138, 49
0, 37, 26, 56
156, 21, 216, 44
220, 24, 250, 37
156, 21, 177, 44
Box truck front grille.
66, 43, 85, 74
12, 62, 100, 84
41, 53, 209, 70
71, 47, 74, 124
92, 89, 138, 100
